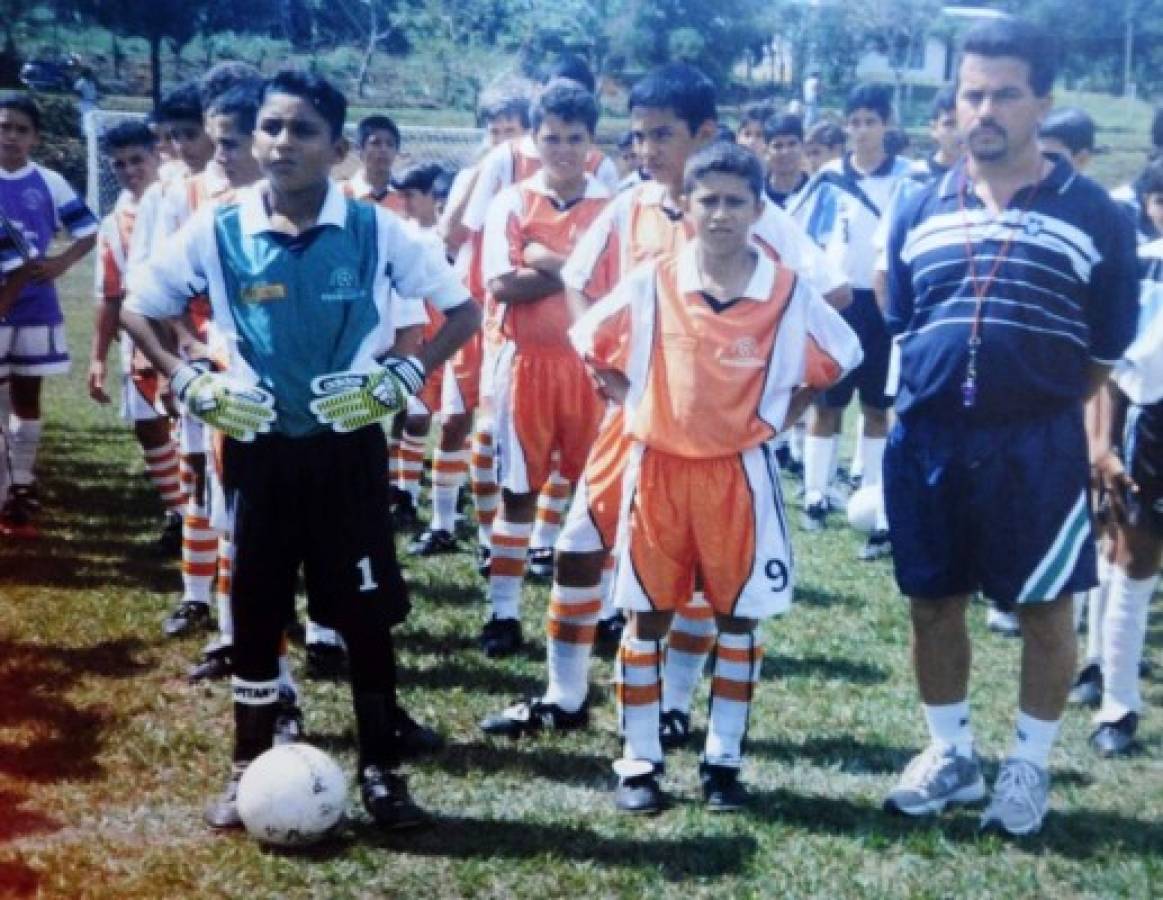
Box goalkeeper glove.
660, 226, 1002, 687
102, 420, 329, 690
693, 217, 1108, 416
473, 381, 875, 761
170, 363, 277, 443
308, 356, 425, 433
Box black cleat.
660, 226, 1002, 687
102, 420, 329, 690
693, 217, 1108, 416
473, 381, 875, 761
0, 485, 39, 538
391, 492, 420, 529
1090, 712, 1138, 757
700, 762, 748, 812
163, 600, 213, 638
858, 529, 892, 561
306, 641, 348, 680
480, 698, 589, 737
527, 547, 554, 579
203, 763, 246, 830
407, 527, 459, 556
360, 766, 430, 830
479, 616, 522, 658
801, 499, 828, 533
596, 612, 626, 648
476, 545, 492, 578
392, 706, 445, 757
614, 760, 666, 814
1068, 663, 1103, 708
188, 639, 233, 683
274, 689, 306, 745
659, 709, 691, 750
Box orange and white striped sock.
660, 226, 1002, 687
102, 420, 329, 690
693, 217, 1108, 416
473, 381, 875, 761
544, 582, 602, 712
488, 517, 532, 620
598, 555, 617, 619
178, 452, 197, 513
397, 431, 426, 503
181, 500, 216, 605
431, 445, 467, 533
704, 629, 764, 767
143, 440, 185, 514
617, 636, 664, 764
530, 469, 570, 550
386, 436, 401, 488
662, 592, 717, 714
470, 426, 499, 547
215, 534, 234, 642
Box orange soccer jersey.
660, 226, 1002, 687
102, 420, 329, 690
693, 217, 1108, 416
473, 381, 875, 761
341, 172, 407, 216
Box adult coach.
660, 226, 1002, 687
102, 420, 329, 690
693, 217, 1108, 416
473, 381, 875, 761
881, 17, 1138, 836
122, 69, 480, 830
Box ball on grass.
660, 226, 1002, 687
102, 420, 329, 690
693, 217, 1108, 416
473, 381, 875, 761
236, 743, 347, 848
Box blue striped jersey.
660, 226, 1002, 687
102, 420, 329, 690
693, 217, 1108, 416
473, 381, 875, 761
885, 156, 1138, 421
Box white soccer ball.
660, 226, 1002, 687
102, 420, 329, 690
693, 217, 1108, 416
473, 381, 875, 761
846, 484, 884, 534
236, 744, 347, 848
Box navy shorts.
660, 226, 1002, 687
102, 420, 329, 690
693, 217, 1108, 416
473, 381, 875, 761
884, 406, 1096, 605
820, 289, 892, 411
1124, 403, 1163, 538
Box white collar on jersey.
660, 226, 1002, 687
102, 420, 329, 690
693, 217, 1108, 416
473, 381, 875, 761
0, 161, 36, 180
524, 168, 609, 200
238, 179, 348, 236
676, 239, 777, 302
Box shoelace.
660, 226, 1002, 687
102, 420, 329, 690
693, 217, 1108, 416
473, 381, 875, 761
900, 746, 950, 789
994, 762, 1041, 811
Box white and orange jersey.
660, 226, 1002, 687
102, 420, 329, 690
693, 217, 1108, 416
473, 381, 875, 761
155, 166, 236, 243
341, 170, 407, 216
463, 134, 619, 234
482, 170, 610, 350
571, 244, 862, 459
95, 190, 140, 303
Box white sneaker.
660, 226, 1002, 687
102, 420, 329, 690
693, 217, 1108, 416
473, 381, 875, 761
980, 757, 1050, 836
986, 606, 1020, 637
884, 744, 985, 816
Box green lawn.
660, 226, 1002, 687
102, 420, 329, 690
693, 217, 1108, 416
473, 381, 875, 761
1, 263, 1160, 898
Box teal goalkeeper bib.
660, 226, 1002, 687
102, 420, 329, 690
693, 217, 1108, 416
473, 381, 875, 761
214, 199, 382, 437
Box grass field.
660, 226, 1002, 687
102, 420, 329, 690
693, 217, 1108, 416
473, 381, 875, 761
1, 242, 1161, 896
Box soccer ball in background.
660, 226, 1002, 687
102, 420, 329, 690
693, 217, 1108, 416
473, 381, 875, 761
846, 484, 884, 534
236, 744, 347, 848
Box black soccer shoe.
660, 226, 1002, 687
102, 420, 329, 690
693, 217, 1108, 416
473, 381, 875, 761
658, 709, 691, 750
595, 612, 626, 648
801, 499, 828, 533
306, 641, 349, 680
527, 546, 554, 579
360, 766, 430, 830
479, 616, 522, 658
155, 511, 183, 556
1090, 712, 1138, 758
407, 527, 459, 556
858, 529, 892, 561
476, 545, 492, 578
1068, 663, 1103, 708
614, 760, 666, 815
188, 639, 233, 683
391, 492, 420, 529
0, 485, 39, 539
700, 762, 748, 812
480, 698, 589, 737
392, 706, 445, 757
163, 600, 213, 638
203, 763, 247, 830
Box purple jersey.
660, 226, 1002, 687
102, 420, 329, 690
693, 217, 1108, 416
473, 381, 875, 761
0, 163, 98, 326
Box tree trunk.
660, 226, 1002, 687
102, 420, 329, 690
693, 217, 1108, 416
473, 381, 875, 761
150, 35, 162, 108
111, 34, 121, 80
356, 32, 376, 99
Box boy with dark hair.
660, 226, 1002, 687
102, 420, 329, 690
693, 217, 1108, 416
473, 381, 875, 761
88, 122, 183, 545
911, 85, 962, 182
571, 141, 860, 812
803, 121, 846, 174
0, 94, 98, 536
344, 114, 405, 215
763, 113, 808, 208
790, 82, 913, 560
476, 79, 611, 654
736, 103, 775, 159
1039, 106, 1096, 171
122, 67, 481, 832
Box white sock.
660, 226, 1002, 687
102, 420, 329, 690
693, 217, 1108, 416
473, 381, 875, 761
8, 416, 42, 486
851, 420, 866, 481
789, 421, 805, 464
544, 583, 601, 712
430, 447, 466, 533
923, 700, 973, 757
661, 593, 716, 714
618, 636, 663, 764
1083, 554, 1112, 664
703, 629, 764, 768
1009, 710, 1060, 769
277, 654, 298, 702
598, 555, 617, 619
216, 534, 234, 642
1097, 569, 1158, 724
305, 619, 343, 646
803, 434, 835, 506
489, 518, 532, 619
861, 436, 886, 488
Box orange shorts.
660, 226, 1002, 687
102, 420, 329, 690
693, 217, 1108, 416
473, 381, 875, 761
441, 330, 482, 416
616, 444, 793, 619
493, 344, 604, 494
412, 362, 445, 417
557, 405, 631, 553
